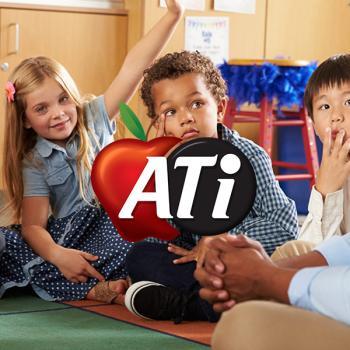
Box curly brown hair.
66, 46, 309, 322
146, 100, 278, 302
141, 51, 227, 120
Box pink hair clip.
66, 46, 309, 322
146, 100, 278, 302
5, 81, 15, 103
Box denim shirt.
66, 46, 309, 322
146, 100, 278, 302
22, 96, 115, 218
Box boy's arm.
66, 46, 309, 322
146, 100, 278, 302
299, 128, 349, 243
230, 150, 299, 255
298, 186, 343, 244
104, 0, 183, 119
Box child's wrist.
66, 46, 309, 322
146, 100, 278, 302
47, 245, 64, 265
167, 8, 184, 20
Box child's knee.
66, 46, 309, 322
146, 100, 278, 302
271, 239, 316, 261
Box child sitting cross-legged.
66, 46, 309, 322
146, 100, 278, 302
124, 51, 299, 323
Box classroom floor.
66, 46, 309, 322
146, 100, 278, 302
1, 287, 212, 350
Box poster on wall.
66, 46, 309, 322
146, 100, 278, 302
214, 0, 256, 14
160, 0, 205, 11
185, 16, 229, 65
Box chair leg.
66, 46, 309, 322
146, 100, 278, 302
259, 98, 274, 158
300, 108, 319, 187
223, 98, 236, 128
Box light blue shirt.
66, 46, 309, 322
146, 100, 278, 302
22, 96, 115, 218
288, 233, 350, 325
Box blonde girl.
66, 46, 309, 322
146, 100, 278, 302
0, 0, 183, 303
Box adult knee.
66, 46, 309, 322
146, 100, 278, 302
212, 301, 276, 350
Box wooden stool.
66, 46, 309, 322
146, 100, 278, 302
223, 59, 319, 187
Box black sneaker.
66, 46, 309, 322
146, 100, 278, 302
125, 281, 193, 324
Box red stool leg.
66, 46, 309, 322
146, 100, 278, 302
223, 98, 236, 128
300, 107, 319, 187
259, 97, 274, 157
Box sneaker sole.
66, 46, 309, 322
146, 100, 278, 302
125, 281, 164, 320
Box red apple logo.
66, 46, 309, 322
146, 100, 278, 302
91, 103, 181, 242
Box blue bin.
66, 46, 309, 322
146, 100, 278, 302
277, 127, 322, 215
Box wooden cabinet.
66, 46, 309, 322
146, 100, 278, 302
265, 0, 350, 61
0, 6, 128, 188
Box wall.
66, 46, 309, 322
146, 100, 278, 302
125, 0, 266, 141
0, 0, 123, 8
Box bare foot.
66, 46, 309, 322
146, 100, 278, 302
86, 279, 129, 305
109, 279, 128, 305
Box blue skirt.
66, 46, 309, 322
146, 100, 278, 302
0, 205, 133, 301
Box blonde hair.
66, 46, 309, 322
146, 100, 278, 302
2, 56, 98, 223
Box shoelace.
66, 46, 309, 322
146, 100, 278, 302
171, 290, 198, 324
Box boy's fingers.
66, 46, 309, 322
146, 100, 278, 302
323, 127, 332, 156
168, 244, 189, 256
339, 137, 350, 161
333, 129, 345, 154
155, 114, 166, 137
173, 255, 195, 264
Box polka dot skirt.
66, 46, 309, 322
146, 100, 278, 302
0, 205, 133, 301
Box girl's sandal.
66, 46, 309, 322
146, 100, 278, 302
93, 281, 120, 304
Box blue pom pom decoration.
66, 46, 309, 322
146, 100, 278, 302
218, 61, 317, 112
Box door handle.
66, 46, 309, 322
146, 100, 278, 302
8, 23, 20, 55
0, 62, 9, 71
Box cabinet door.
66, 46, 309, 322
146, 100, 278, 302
265, 0, 350, 61
0, 8, 127, 187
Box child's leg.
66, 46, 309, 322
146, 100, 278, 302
271, 240, 316, 261
125, 241, 219, 322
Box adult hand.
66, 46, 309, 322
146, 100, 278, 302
316, 127, 350, 197
195, 235, 276, 312
52, 247, 105, 283
197, 234, 271, 276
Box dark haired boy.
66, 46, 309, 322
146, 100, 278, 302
298, 54, 350, 244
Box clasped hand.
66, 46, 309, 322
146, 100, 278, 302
194, 234, 273, 313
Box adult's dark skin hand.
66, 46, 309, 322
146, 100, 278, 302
194, 235, 297, 313
194, 234, 328, 312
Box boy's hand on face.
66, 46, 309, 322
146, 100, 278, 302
155, 114, 166, 138
316, 127, 350, 198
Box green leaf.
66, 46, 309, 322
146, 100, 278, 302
119, 102, 147, 141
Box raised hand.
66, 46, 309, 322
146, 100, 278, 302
316, 127, 350, 197
165, 0, 184, 17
